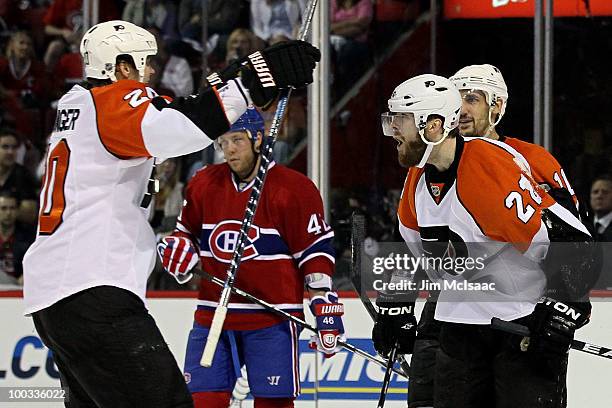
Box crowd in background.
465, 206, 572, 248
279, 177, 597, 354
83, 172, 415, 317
0, 0, 609, 291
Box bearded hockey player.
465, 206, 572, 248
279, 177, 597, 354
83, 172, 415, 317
405, 64, 584, 408
372, 74, 598, 408
23, 19, 319, 407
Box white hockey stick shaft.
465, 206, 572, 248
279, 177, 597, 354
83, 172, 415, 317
201, 0, 319, 367
198, 270, 407, 377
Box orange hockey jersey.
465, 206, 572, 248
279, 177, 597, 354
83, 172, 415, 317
397, 137, 589, 324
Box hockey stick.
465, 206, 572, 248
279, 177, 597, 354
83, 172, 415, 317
377, 343, 399, 408
349, 212, 411, 376
197, 270, 408, 378
491, 317, 612, 360
200, 0, 319, 367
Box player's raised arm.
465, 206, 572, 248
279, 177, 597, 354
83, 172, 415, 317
81, 22, 319, 160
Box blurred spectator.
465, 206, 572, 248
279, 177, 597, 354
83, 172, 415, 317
0, 31, 46, 103
571, 125, 612, 201
260, 95, 307, 163
330, 0, 373, 95
53, 32, 83, 96
250, 0, 306, 44
122, 0, 178, 39
150, 158, 184, 235
0, 190, 35, 288
148, 30, 193, 97
373, 0, 419, 43
0, 130, 38, 225
43, 0, 118, 71
591, 175, 612, 290
224, 27, 258, 65
148, 158, 189, 290
178, 0, 243, 41
0, 31, 47, 144
591, 175, 612, 241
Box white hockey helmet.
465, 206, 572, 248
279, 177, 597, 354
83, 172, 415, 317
383, 74, 462, 168
450, 64, 508, 127
80, 20, 157, 82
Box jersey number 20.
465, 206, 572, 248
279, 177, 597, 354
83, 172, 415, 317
39, 139, 70, 235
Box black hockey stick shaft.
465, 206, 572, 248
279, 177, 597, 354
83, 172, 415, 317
201, 0, 319, 367
377, 344, 398, 408
491, 317, 612, 360
349, 212, 411, 376
197, 270, 408, 377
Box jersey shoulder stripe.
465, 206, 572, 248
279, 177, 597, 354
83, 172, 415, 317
90, 80, 152, 158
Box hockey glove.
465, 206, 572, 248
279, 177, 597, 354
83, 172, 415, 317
309, 291, 345, 358
372, 293, 417, 358
207, 40, 320, 109
157, 236, 199, 284
527, 297, 591, 358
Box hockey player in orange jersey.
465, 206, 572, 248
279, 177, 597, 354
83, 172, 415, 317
23, 19, 319, 407
371, 74, 598, 408
404, 64, 585, 408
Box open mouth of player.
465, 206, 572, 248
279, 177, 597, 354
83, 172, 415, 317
393, 135, 403, 147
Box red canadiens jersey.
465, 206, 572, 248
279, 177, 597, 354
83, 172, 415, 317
502, 136, 578, 206
178, 162, 335, 330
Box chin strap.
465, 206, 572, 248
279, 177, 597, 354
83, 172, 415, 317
415, 129, 450, 168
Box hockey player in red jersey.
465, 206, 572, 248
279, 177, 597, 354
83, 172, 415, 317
23, 19, 320, 407
157, 107, 343, 408
372, 74, 598, 408
404, 64, 584, 408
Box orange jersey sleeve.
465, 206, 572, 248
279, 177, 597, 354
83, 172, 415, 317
90, 80, 160, 158
503, 136, 577, 204
397, 167, 424, 232
457, 139, 555, 250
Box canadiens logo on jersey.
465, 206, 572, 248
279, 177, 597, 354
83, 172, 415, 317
207, 220, 260, 263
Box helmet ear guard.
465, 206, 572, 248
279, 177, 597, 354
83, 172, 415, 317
80, 20, 157, 82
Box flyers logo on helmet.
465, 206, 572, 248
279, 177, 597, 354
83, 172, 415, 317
208, 220, 260, 263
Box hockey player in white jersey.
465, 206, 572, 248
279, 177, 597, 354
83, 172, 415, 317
23, 20, 319, 408
372, 74, 598, 407
405, 64, 585, 408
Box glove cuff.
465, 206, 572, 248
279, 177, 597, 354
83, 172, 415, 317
312, 302, 344, 316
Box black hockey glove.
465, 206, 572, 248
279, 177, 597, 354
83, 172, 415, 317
527, 297, 591, 358
206, 40, 320, 109
372, 293, 417, 358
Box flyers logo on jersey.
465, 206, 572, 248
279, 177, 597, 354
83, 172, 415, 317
208, 220, 260, 263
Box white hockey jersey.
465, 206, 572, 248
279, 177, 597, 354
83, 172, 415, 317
23, 79, 248, 314
397, 137, 589, 324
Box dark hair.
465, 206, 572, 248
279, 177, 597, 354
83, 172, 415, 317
0, 189, 19, 204
592, 174, 612, 186
0, 129, 19, 142
85, 54, 138, 89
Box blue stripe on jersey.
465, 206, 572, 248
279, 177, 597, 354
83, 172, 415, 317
296, 237, 335, 265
